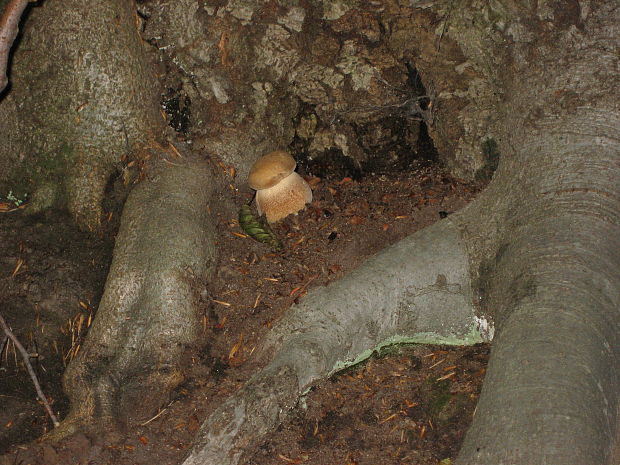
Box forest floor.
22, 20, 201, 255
0, 160, 489, 465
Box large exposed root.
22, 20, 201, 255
183, 219, 486, 465
47, 156, 218, 441
454, 110, 620, 464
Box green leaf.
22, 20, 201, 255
238, 204, 283, 250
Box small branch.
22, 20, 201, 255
331, 95, 435, 125
0, 0, 33, 93
0, 311, 60, 427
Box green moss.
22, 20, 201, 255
426, 377, 452, 419
3, 141, 74, 210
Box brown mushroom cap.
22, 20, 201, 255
248, 151, 296, 190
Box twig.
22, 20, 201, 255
0, 0, 33, 93
0, 311, 60, 427
436, 0, 455, 51
288, 274, 319, 304
331, 95, 434, 125
139, 401, 173, 426
0, 333, 8, 363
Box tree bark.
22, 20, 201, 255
47, 155, 220, 441
0, 0, 163, 230
2, 0, 618, 463
0, 0, 229, 441
0, 0, 30, 92
454, 2, 620, 460
183, 219, 488, 465
181, 2, 620, 464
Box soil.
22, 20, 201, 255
0, 160, 489, 465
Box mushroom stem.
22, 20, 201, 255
255, 171, 312, 223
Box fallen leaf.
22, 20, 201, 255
187, 414, 200, 433
307, 176, 321, 188
328, 264, 342, 274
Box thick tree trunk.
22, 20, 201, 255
454, 2, 620, 460
457, 110, 620, 464
0, 0, 162, 230
0, 0, 230, 442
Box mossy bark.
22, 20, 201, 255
140, 0, 473, 181
0, 0, 162, 230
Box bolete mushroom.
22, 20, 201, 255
248, 151, 312, 223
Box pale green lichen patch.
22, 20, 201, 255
220, 0, 258, 24
321, 0, 358, 21
277, 6, 306, 32
336, 41, 378, 91
255, 24, 299, 80
328, 322, 488, 376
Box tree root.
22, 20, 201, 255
46, 156, 218, 442
0, 0, 31, 92
183, 219, 487, 465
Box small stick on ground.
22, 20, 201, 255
288, 274, 319, 303
0, 311, 60, 427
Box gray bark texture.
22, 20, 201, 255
0, 0, 162, 230
46, 155, 218, 441
183, 219, 487, 465
453, 2, 620, 462
177, 1, 620, 464
0, 0, 225, 442
1, 0, 618, 463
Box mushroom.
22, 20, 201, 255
248, 151, 312, 223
